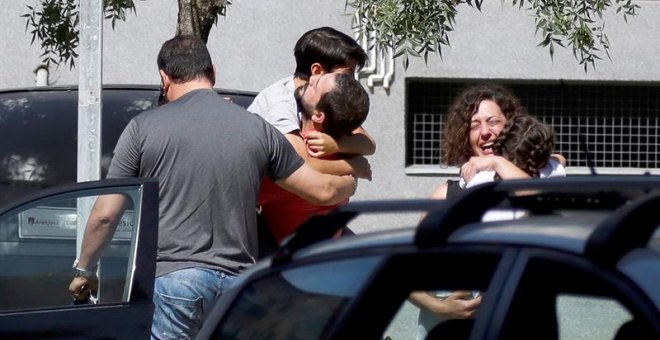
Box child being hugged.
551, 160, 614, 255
460, 115, 566, 189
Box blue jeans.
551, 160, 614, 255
151, 267, 236, 340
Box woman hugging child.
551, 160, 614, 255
460, 114, 566, 189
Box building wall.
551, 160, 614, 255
3, 1, 660, 231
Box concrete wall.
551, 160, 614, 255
3, 1, 660, 231
2, 1, 658, 338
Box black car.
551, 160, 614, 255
0, 85, 255, 338
197, 176, 660, 340
0, 85, 256, 207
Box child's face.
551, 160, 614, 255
469, 100, 507, 157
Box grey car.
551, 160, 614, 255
197, 176, 660, 340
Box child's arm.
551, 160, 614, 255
285, 132, 372, 180
304, 127, 376, 158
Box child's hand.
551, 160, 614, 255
304, 131, 339, 158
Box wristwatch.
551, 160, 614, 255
72, 259, 97, 279
73, 267, 97, 279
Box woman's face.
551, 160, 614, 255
469, 100, 507, 157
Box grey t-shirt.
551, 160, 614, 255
108, 88, 304, 276
247, 76, 301, 134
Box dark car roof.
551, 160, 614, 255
0, 84, 256, 95
0, 84, 257, 110
0, 84, 256, 207
274, 176, 660, 298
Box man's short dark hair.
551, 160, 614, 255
157, 35, 215, 84
294, 27, 368, 80
316, 73, 370, 138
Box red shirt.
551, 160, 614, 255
258, 130, 349, 243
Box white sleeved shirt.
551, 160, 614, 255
247, 76, 301, 135
460, 158, 566, 189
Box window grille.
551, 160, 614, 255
406, 81, 660, 172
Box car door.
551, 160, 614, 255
485, 249, 660, 340
0, 178, 158, 339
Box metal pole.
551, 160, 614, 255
77, 0, 103, 292
78, 0, 103, 184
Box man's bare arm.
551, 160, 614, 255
76, 194, 129, 269
275, 163, 356, 206
69, 194, 128, 301
337, 126, 376, 155
285, 132, 371, 179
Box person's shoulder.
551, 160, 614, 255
253, 76, 295, 100
248, 78, 299, 134
131, 101, 169, 123
445, 179, 465, 199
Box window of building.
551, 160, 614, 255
406, 80, 660, 175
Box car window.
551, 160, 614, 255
380, 251, 502, 340
0, 185, 143, 312
498, 254, 657, 340
556, 294, 631, 339
211, 256, 383, 340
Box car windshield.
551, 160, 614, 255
0, 87, 254, 209
0, 88, 158, 206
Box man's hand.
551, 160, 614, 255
346, 156, 372, 181
69, 275, 98, 302
303, 131, 339, 158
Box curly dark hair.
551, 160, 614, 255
441, 83, 527, 166
493, 115, 555, 177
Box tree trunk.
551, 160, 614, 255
176, 0, 227, 43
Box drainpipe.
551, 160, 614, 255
382, 45, 395, 89
353, 11, 396, 89
354, 12, 377, 78
367, 48, 386, 88
34, 65, 49, 86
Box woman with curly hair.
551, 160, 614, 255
461, 114, 566, 188
411, 84, 565, 340
433, 83, 535, 199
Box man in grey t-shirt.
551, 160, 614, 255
68, 35, 357, 340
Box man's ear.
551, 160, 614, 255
159, 70, 171, 89
312, 111, 325, 124
310, 63, 326, 75
211, 64, 217, 86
